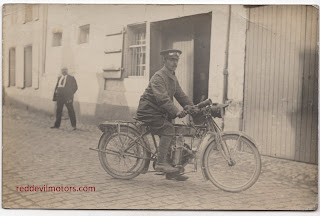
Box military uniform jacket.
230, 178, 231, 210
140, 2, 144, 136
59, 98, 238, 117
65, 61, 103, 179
137, 66, 193, 119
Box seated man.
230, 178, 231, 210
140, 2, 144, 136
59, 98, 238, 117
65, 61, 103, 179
136, 49, 194, 181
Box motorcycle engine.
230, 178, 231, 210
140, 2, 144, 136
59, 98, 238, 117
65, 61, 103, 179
180, 143, 193, 165
169, 143, 193, 166
153, 143, 194, 170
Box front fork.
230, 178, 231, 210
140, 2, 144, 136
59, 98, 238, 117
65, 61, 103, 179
208, 118, 235, 167
216, 134, 236, 166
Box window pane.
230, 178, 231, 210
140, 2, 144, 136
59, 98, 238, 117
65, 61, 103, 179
9, 48, 16, 86
128, 24, 146, 76
25, 5, 33, 23
78, 24, 90, 44
24, 46, 32, 87
52, 32, 62, 47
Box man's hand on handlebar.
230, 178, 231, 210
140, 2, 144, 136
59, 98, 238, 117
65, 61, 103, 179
176, 110, 187, 118
176, 99, 231, 118
184, 105, 200, 115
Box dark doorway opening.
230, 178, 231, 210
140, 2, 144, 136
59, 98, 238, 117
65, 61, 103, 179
150, 13, 212, 105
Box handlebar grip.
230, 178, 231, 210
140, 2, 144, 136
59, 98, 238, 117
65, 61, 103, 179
196, 99, 212, 108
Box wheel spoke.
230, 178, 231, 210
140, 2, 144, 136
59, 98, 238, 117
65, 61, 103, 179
122, 158, 130, 170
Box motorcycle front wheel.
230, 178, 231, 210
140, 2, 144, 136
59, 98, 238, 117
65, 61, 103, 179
203, 133, 261, 192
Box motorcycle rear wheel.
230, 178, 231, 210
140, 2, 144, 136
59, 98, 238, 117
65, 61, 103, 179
98, 126, 148, 179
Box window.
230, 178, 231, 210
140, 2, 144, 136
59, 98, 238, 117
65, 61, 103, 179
24, 46, 32, 88
9, 48, 16, 86
12, 12, 17, 25
52, 32, 62, 47
127, 24, 146, 76
11, 6, 18, 25
25, 5, 33, 23
78, 24, 90, 44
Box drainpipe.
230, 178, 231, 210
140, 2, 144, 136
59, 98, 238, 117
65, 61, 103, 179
222, 5, 232, 130
42, 5, 48, 74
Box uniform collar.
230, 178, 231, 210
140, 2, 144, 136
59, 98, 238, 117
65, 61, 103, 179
161, 66, 176, 80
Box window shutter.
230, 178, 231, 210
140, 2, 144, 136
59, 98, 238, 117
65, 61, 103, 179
21, 5, 26, 24
103, 26, 125, 79
23, 4, 33, 23
33, 5, 39, 21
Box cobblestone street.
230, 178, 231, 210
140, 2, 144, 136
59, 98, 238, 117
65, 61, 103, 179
2, 105, 318, 210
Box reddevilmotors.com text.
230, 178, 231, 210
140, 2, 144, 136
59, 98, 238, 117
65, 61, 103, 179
16, 185, 95, 192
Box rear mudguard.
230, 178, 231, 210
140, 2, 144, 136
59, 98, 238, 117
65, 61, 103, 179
98, 120, 151, 148
197, 131, 258, 181
98, 120, 152, 173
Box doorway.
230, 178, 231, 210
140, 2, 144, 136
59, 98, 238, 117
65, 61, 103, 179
243, 6, 318, 163
150, 13, 212, 106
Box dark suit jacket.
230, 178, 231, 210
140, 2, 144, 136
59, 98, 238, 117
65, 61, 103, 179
53, 75, 78, 102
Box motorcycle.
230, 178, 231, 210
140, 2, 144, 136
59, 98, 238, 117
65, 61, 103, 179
90, 99, 261, 192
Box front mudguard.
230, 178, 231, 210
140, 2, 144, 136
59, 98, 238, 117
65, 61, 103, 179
197, 131, 258, 181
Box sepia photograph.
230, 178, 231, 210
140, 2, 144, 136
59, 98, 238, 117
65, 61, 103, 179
1, 2, 318, 211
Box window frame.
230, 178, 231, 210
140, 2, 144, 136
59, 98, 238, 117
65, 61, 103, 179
24, 45, 33, 88
52, 32, 63, 47
24, 5, 33, 23
125, 22, 150, 78
78, 24, 90, 44
9, 47, 16, 87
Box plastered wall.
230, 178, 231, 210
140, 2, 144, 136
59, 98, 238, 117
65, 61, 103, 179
3, 4, 247, 127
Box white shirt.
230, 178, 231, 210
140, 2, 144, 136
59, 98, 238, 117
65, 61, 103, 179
58, 75, 67, 88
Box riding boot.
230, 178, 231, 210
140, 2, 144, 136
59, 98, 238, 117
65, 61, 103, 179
155, 135, 179, 173
166, 172, 189, 181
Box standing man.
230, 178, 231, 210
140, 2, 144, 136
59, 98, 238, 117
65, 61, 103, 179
51, 67, 78, 130
136, 49, 194, 181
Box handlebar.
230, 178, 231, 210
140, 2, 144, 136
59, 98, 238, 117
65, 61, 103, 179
175, 99, 231, 118
196, 99, 230, 109
196, 99, 212, 108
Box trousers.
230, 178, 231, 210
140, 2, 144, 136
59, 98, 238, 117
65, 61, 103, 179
54, 98, 76, 128
155, 119, 175, 163
136, 99, 176, 163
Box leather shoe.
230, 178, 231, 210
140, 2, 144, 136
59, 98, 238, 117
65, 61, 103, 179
50, 126, 59, 129
166, 173, 189, 181
154, 163, 179, 173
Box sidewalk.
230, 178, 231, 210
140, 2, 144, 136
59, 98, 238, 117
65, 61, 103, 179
2, 105, 318, 210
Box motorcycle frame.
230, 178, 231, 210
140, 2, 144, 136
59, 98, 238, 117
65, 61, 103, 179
94, 107, 226, 177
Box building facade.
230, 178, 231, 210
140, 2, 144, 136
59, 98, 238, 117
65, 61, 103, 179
2, 4, 318, 163
3, 4, 47, 103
